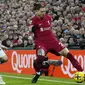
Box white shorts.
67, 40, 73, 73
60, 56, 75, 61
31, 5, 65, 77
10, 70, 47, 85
0, 48, 6, 58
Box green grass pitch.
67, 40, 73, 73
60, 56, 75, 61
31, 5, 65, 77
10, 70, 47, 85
0, 72, 85, 85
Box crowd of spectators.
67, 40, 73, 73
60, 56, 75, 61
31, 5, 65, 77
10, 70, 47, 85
0, 0, 85, 49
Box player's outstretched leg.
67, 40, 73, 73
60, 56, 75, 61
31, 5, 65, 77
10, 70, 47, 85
67, 52, 83, 71
59, 48, 83, 71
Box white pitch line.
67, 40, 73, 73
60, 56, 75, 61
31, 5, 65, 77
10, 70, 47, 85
0, 74, 84, 85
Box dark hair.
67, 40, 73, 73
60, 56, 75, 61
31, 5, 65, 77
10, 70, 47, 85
33, 3, 43, 11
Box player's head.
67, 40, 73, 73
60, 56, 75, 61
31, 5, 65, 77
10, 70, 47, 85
33, 3, 46, 18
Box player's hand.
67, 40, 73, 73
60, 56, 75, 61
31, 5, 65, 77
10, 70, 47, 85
32, 24, 38, 32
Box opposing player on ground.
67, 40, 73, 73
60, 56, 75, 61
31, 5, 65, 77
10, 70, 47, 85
29, 3, 83, 83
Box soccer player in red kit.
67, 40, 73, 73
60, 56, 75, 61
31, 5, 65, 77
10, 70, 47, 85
29, 3, 83, 83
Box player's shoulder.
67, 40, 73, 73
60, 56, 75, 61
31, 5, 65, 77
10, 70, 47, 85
45, 14, 52, 21
31, 15, 39, 24
32, 15, 38, 20
45, 14, 52, 19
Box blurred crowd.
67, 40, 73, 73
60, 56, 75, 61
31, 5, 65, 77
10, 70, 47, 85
0, 0, 85, 49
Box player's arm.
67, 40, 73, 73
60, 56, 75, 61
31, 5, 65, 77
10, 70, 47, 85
29, 24, 38, 33
28, 17, 38, 33
0, 44, 8, 50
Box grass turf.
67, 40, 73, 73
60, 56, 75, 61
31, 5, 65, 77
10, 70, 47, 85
0, 72, 85, 85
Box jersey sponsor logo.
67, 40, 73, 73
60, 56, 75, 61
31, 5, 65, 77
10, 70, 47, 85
40, 27, 50, 32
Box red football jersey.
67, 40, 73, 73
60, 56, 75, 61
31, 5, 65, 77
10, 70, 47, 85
30, 14, 65, 55
31, 14, 56, 42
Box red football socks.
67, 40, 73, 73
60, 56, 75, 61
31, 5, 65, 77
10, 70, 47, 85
67, 52, 83, 71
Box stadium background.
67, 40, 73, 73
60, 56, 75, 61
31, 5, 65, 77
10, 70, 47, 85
0, 0, 85, 79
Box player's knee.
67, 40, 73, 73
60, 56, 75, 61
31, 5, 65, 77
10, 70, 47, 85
59, 48, 69, 57
0, 59, 8, 64
37, 48, 46, 56
1, 55, 8, 63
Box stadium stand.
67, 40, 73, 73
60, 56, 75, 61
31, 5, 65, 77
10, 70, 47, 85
0, 0, 85, 49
